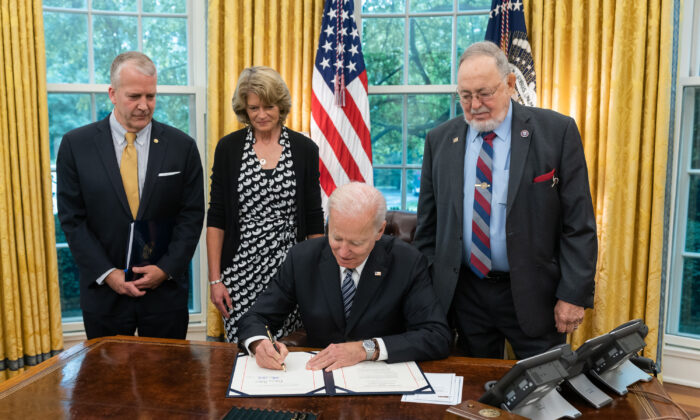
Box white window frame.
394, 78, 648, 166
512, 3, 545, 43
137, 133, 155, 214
663, 0, 700, 388
358, 0, 489, 210
44, 1, 209, 341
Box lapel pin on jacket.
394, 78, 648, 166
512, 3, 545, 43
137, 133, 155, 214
374, 271, 381, 276
452, 137, 459, 143
520, 130, 529, 138
154, 138, 159, 143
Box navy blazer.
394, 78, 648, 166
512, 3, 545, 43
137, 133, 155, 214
414, 101, 597, 337
237, 235, 451, 363
56, 115, 205, 315
206, 127, 324, 272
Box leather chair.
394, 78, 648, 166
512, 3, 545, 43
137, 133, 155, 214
383, 210, 417, 244
278, 210, 418, 348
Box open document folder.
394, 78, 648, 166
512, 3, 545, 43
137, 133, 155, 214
227, 351, 434, 397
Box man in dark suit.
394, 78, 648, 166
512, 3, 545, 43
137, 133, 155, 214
57, 51, 204, 339
414, 41, 597, 359
238, 182, 451, 371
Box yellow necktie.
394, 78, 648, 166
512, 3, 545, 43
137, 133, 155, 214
120, 132, 139, 218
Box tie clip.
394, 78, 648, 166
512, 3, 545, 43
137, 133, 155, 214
475, 182, 490, 189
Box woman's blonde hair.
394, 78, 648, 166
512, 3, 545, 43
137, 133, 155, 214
231, 66, 292, 126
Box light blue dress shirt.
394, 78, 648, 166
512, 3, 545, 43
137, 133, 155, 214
110, 111, 152, 196
462, 102, 513, 272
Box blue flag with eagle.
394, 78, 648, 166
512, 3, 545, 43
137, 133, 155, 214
485, 0, 536, 106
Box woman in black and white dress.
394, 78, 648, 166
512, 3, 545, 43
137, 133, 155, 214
207, 66, 324, 342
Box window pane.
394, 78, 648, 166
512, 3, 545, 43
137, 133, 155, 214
48, 93, 93, 165
685, 175, 700, 252
363, 17, 404, 86
362, 0, 404, 14
407, 94, 451, 164
43, 0, 86, 8
455, 14, 490, 81
691, 87, 700, 169
459, 0, 491, 10
93, 15, 138, 84
154, 94, 192, 134
411, 0, 453, 12
57, 246, 82, 319
96, 93, 113, 121
375, 168, 401, 210
406, 169, 421, 212
92, 0, 137, 12
370, 95, 402, 165
44, 12, 89, 83
408, 16, 452, 85
143, 0, 186, 13
143, 17, 189, 85
679, 258, 700, 336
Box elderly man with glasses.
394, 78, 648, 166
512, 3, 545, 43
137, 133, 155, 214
414, 41, 597, 359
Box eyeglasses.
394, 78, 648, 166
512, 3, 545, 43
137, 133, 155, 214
457, 80, 505, 104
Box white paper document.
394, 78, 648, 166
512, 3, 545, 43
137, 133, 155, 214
228, 352, 324, 397
228, 351, 433, 397
401, 373, 463, 405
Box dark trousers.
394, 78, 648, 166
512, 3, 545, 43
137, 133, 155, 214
451, 265, 564, 359
83, 306, 189, 340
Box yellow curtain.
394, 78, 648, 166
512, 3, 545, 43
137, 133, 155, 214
0, 0, 63, 380
524, 0, 673, 360
206, 0, 325, 338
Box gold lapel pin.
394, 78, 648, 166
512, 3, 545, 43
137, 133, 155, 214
452, 137, 459, 143
154, 138, 159, 143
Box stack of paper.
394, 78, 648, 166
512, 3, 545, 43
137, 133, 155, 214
401, 373, 463, 405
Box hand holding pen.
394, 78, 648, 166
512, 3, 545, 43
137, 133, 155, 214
264, 325, 287, 372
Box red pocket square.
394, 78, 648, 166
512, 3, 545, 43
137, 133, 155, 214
533, 169, 555, 183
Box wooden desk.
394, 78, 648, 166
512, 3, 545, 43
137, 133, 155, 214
0, 336, 684, 419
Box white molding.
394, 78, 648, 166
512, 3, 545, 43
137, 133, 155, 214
661, 344, 700, 388
368, 84, 457, 94
62, 322, 209, 350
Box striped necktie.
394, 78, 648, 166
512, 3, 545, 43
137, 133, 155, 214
341, 268, 355, 319
469, 131, 496, 278
120, 132, 139, 219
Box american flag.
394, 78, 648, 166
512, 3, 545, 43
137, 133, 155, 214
310, 0, 372, 208
485, 0, 537, 106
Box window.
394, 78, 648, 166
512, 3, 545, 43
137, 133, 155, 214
43, 0, 207, 330
359, 0, 490, 210
667, 0, 700, 355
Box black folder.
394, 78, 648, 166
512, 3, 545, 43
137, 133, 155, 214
124, 220, 174, 281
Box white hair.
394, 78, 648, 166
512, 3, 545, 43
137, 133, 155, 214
328, 182, 386, 229
458, 41, 511, 78
110, 51, 157, 89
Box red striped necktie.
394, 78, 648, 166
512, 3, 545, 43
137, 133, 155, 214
469, 131, 496, 278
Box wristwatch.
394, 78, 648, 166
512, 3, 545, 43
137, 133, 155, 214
362, 339, 377, 361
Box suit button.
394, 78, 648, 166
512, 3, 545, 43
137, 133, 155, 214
453, 267, 458, 273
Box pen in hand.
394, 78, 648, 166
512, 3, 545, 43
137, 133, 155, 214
265, 325, 287, 372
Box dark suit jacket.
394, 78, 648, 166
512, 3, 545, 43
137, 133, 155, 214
56, 115, 205, 315
237, 235, 451, 363
413, 101, 597, 337
206, 127, 324, 271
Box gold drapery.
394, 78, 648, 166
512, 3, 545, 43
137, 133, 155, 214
524, 0, 673, 359
206, 0, 325, 339
0, 0, 63, 380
